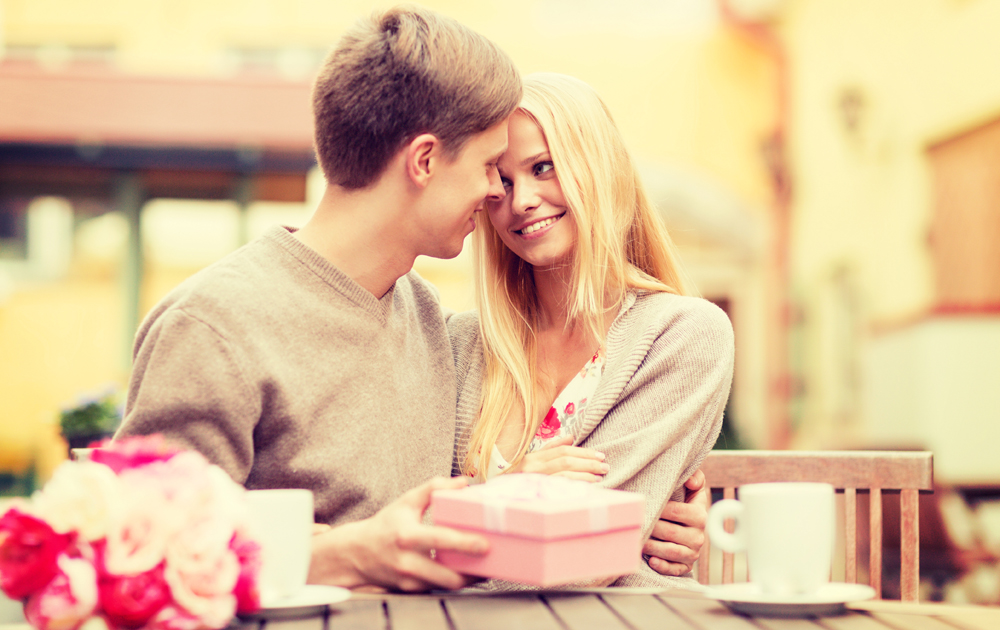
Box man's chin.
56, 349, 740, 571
425, 235, 470, 261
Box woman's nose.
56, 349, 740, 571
512, 180, 540, 215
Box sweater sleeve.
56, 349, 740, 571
116, 307, 260, 484
586, 297, 734, 588
447, 310, 483, 478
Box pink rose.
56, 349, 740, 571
229, 531, 261, 614
535, 407, 561, 439
100, 489, 174, 577
98, 560, 171, 629
23, 556, 97, 630
163, 515, 240, 628
89, 435, 183, 474
147, 605, 206, 630
564, 402, 575, 415
0, 508, 75, 599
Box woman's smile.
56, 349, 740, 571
514, 212, 566, 237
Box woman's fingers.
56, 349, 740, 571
554, 471, 604, 483
530, 444, 605, 463
537, 435, 574, 450
521, 451, 609, 476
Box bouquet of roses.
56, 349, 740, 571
0, 435, 261, 630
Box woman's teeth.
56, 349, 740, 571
519, 216, 558, 235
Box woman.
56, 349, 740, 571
448, 73, 735, 587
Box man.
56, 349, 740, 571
117, 5, 705, 592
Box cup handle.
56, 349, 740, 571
706, 499, 746, 553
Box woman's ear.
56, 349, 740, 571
405, 133, 440, 188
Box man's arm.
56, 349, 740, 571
307, 476, 489, 591
644, 469, 709, 577
117, 308, 259, 481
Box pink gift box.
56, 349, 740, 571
431, 474, 645, 586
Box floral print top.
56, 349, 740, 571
485, 347, 605, 479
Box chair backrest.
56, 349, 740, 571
697, 450, 934, 602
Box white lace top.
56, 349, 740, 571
485, 347, 605, 479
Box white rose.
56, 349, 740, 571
31, 461, 123, 541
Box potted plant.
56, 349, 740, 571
59, 385, 123, 452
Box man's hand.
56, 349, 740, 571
509, 436, 609, 482
643, 468, 709, 577
307, 476, 488, 592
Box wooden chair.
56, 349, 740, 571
696, 450, 934, 601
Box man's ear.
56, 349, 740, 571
405, 133, 441, 188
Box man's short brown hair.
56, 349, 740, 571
312, 5, 522, 189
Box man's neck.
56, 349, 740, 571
294, 184, 418, 299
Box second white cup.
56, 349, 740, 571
706, 482, 835, 597
245, 488, 314, 605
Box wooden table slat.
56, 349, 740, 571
936, 611, 1000, 630
263, 616, 326, 630
446, 595, 563, 630
599, 592, 697, 630
656, 594, 761, 630
848, 600, 1000, 630
327, 599, 386, 630
542, 594, 633, 630
937, 613, 1000, 630
868, 611, 967, 630
819, 611, 898, 630
752, 616, 829, 630
385, 597, 450, 630
232, 618, 265, 630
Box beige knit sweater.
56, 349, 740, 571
117, 226, 456, 526
448, 291, 734, 588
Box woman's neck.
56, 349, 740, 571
532, 265, 573, 332
531, 264, 619, 338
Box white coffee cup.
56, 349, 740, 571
706, 482, 835, 597
245, 489, 314, 604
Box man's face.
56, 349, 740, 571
415, 119, 508, 259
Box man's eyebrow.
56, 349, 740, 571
520, 152, 549, 167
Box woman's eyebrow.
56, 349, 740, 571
520, 152, 549, 167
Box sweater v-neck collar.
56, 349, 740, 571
266, 226, 396, 321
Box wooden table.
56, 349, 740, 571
228, 588, 1000, 630
5, 588, 1000, 630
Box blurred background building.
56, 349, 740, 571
1, 0, 999, 603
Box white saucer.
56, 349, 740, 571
238, 585, 352, 619
704, 582, 877, 618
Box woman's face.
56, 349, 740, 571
487, 111, 576, 269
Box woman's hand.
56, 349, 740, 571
508, 435, 609, 482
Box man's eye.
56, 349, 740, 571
500, 177, 513, 189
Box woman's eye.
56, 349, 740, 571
500, 177, 513, 189
533, 161, 555, 177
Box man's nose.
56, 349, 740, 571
486, 167, 506, 201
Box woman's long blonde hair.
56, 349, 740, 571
463, 73, 691, 478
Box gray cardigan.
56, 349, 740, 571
448, 291, 734, 588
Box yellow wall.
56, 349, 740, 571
782, 0, 1000, 458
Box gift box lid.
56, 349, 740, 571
431, 474, 644, 541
